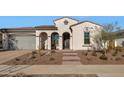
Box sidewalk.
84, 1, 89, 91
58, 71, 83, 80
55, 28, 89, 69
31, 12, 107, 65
1, 65, 124, 76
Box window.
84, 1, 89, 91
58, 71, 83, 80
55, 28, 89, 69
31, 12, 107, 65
84, 32, 90, 44
64, 20, 69, 25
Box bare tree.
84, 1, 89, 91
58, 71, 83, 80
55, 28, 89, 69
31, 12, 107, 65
101, 22, 120, 50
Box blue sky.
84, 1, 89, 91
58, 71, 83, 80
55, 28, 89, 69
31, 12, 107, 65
0, 16, 124, 29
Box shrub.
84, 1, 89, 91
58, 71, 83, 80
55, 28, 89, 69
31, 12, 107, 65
49, 57, 55, 61
86, 57, 91, 61
31, 51, 36, 59
91, 51, 97, 56
51, 50, 56, 53
32, 51, 37, 54
15, 58, 20, 61
110, 58, 113, 60
84, 51, 88, 56
115, 57, 122, 61
112, 52, 117, 56
115, 46, 122, 52
100, 50, 105, 55
99, 54, 108, 60
40, 53, 45, 56
31, 55, 36, 59
122, 55, 124, 57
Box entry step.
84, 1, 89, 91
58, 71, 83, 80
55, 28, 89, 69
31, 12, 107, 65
63, 53, 78, 56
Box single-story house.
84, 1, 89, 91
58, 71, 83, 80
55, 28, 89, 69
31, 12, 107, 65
0, 17, 106, 50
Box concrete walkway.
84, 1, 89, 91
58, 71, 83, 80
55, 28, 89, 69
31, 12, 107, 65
0, 50, 32, 64
62, 51, 81, 65
1, 65, 124, 76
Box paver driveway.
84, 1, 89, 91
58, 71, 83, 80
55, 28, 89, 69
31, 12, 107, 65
0, 50, 32, 64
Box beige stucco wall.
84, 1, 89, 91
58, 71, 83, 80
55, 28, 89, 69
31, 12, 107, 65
36, 30, 58, 50
36, 17, 79, 50
54, 17, 78, 50
36, 18, 103, 50
71, 22, 102, 50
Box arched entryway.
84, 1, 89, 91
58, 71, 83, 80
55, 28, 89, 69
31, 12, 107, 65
62, 32, 70, 49
51, 32, 59, 50
39, 32, 48, 50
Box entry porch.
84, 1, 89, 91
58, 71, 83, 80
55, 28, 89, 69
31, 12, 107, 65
36, 31, 73, 50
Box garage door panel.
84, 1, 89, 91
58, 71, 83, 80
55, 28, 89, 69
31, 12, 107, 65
15, 36, 35, 50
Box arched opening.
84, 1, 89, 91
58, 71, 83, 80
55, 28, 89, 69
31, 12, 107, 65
51, 32, 59, 50
39, 32, 48, 50
62, 32, 70, 49
0, 33, 2, 49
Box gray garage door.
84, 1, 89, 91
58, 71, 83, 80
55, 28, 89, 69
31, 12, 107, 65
15, 35, 36, 50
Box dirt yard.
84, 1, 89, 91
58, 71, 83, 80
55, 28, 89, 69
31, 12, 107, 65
1, 49, 124, 65
1, 50, 62, 65
78, 50, 124, 65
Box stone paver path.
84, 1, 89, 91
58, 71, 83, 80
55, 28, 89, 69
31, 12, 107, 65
62, 51, 81, 65
0, 50, 32, 64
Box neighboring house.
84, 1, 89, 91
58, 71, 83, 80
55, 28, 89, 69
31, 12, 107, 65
0, 17, 103, 50
114, 30, 124, 47
0, 32, 3, 49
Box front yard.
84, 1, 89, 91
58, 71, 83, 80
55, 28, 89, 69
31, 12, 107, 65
78, 49, 124, 65
1, 48, 124, 65
1, 50, 62, 65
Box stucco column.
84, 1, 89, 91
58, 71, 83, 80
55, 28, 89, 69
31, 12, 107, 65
114, 40, 117, 47
2, 33, 8, 50
36, 36, 40, 50
48, 36, 51, 50
70, 36, 72, 50
59, 36, 62, 50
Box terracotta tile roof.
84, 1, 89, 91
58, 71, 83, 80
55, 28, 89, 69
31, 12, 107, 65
35, 25, 58, 30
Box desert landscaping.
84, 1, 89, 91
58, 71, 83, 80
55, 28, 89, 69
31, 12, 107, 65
1, 50, 62, 65
1, 46, 124, 65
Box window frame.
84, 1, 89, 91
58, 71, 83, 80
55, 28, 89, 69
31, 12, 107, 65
84, 32, 90, 44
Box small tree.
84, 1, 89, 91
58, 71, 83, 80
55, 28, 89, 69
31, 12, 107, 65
101, 22, 120, 50
93, 34, 103, 50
